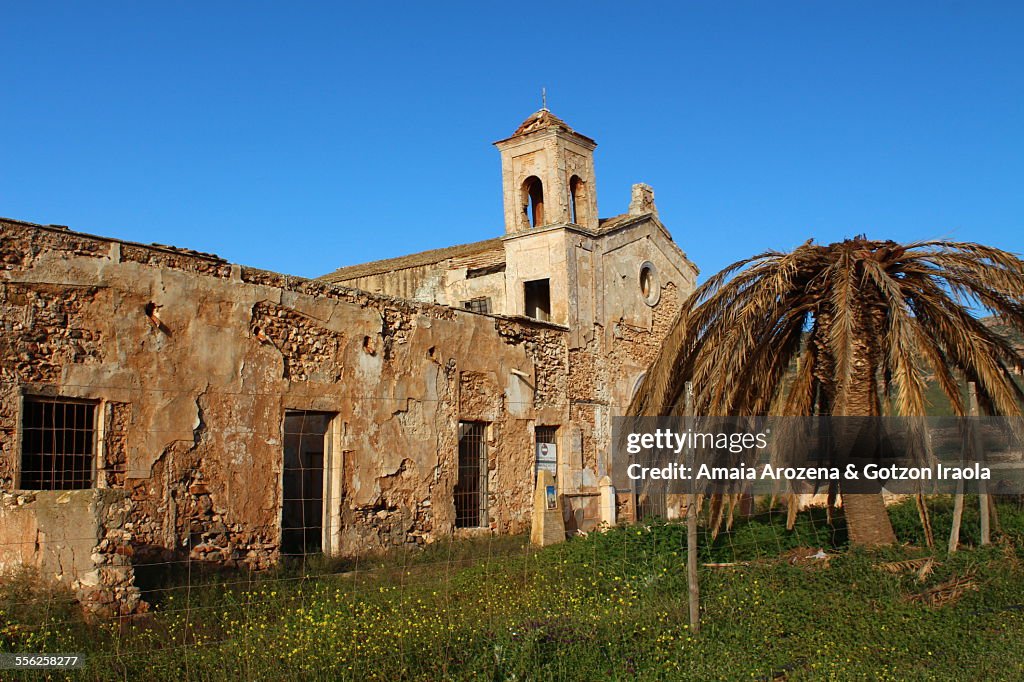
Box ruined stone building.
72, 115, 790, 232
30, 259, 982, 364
0, 109, 696, 611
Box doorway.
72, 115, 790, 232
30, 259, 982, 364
455, 421, 488, 528
282, 411, 331, 555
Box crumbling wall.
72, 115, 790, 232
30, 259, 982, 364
250, 301, 345, 381
0, 219, 567, 577
495, 321, 567, 407
562, 229, 691, 506
610, 282, 681, 371
102, 401, 131, 488
0, 282, 105, 384
0, 383, 17, 488
0, 211, 694, 594
0, 489, 144, 618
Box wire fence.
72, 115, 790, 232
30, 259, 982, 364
2, 497, 1021, 680
2, 391, 1024, 680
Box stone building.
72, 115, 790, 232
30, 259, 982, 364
0, 109, 696, 612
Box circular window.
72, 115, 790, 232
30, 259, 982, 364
639, 261, 660, 306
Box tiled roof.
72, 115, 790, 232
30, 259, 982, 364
319, 238, 505, 282
319, 210, 665, 284
597, 213, 639, 232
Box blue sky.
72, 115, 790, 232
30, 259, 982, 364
2, 2, 1021, 280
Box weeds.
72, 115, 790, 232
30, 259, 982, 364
0, 498, 1022, 680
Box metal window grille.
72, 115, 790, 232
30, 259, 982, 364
462, 297, 491, 314
455, 421, 488, 528
281, 411, 330, 555
20, 397, 96, 490
536, 425, 558, 446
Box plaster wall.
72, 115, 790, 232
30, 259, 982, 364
0, 220, 569, 573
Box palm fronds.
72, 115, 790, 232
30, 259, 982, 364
628, 237, 1024, 544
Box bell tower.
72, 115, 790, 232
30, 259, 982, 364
494, 109, 599, 234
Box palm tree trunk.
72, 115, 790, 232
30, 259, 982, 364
842, 491, 897, 546
834, 303, 898, 546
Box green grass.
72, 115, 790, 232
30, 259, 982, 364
2, 498, 1024, 680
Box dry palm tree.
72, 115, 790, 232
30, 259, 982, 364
629, 237, 1024, 546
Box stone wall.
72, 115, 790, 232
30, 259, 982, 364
0, 219, 569, 578
337, 263, 448, 305
0, 489, 143, 618
0, 210, 694, 616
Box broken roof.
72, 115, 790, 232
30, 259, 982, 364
597, 213, 642, 233
513, 109, 575, 136
497, 109, 597, 146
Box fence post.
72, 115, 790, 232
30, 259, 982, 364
971, 383, 990, 545
948, 381, 974, 553
684, 381, 700, 633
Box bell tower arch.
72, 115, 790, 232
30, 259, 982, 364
494, 109, 599, 234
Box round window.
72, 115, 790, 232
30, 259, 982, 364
639, 261, 660, 306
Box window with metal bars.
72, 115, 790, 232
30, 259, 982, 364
462, 297, 491, 314
536, 425, 558, 446
455, 421, 488, 528
20, 397, 97, 490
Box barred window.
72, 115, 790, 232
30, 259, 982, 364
536, 425, 558, 446
455, 422, 488, 528
462, 297, 491, 314
20, 397, 96, 490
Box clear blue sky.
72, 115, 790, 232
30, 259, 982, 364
2, 2, 1021, 280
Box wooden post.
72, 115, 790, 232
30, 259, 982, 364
684, 381, 700, 634
948, 381, 973, 554
948, 481, 965, 553
971, 383, 990, 545
988, 495, 1001, 534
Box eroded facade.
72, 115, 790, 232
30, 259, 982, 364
0, 110, 697, 613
